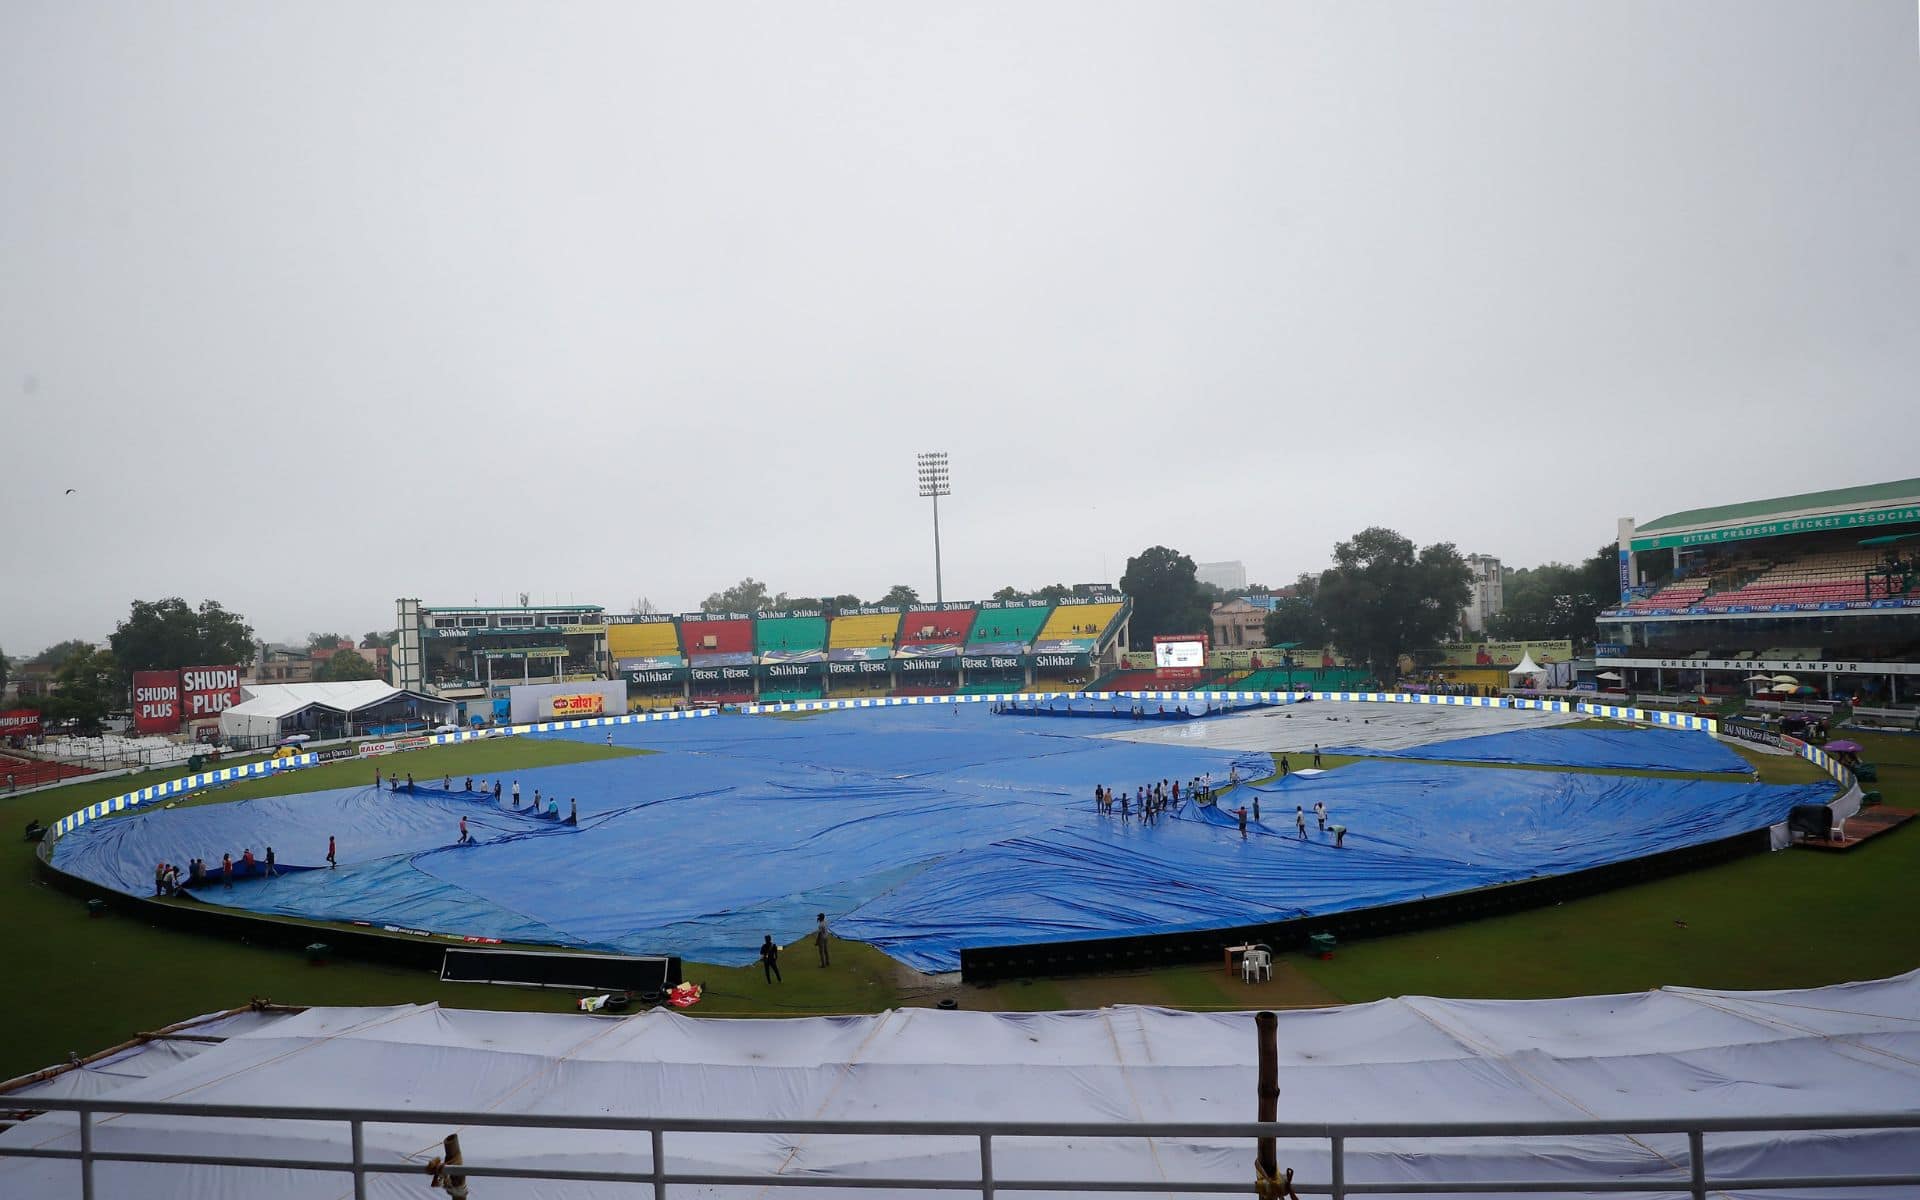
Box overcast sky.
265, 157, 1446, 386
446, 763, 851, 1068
2, 1, 1916, 653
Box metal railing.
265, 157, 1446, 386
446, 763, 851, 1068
4, 1098, 1917, 1198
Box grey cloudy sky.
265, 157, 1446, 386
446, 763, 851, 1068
3, 1, 1917, 654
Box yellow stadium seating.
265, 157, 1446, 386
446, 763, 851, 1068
608, 623, 682, 660
829, 612, 902, 649
1036, 603, 1122, 643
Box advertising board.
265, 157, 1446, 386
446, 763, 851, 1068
132, 670, 182, 734
180, 664, 242, 720
1153, 638, 1207, 670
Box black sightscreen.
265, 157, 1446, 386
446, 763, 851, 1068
441, 947, 682, 992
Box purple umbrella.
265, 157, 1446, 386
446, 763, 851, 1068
1823, 739, 1862, 754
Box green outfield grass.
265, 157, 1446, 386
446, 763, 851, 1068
0, 725, 1912, 1083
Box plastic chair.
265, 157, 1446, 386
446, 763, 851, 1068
1241, 948, 1272, 983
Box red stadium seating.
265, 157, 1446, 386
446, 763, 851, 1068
898, 610, 976, 647
1, 754, 96, 790
679, 619, 753, 658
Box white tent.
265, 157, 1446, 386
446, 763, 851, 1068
218, 681, 449, 743
3, 972, 1916, 1197
1507, 652, 1545, 680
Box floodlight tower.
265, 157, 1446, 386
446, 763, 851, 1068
916, 451, 951, 603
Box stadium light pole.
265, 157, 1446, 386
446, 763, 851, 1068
916, 451, 951, 604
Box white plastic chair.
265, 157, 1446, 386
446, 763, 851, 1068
1241, 949, 1272, 983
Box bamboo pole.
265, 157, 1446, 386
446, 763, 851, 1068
1256, 1010, 1278, 1193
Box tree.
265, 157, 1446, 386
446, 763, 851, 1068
827, 594, 863, 612
1312, 528, 1471, 683
109, 598, 256, 678
31, 639, 97, 668
316, 648, 379, 682
43, 648, 118, 731
701, 578, 785, 613
1263, 574, 1328, 647
875, 584, 919, 608
308, 632, 348, 652
1120, 547, 1212, 644
360, 631, 395, 649
1036, 583, 1073, 605
1487, 545, 1619, 646
991, 586, 1023, 602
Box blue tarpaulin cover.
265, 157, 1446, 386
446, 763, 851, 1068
1326, 726, 1754, 774
54, 706, 1823, 972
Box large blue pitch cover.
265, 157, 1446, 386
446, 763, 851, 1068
53, 705, 1826, 972
1327, 726, 1755, 774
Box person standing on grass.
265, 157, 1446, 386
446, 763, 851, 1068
606, 730, 613, 747
1280, 755, 1289, 777
760, 934, 783, 983
327, 836, 336, 869
815, 913, 831, 967
1313, 745, 1321, 768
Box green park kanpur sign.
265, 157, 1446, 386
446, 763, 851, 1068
1633, 505, 1920, 551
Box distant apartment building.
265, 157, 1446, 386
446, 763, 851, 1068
1462, 554, 1504, 634
1196, 561, 1247, 592
1210, 598, 1269, 648
252, 643, 315, 685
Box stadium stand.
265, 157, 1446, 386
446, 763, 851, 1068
829, 612, 902, 650
755, 615, 828, 657
757, 688, 824, 702
898, 609, 976, 647
1035, 602, 1123, 647
606, 621, 683, 665
966, 605, 1052, 651
1621, 578, 1709, 612
1, 753, 95, 790
1091, 669, 1174, 692
680, 618, 753, 664
1621, 544, 1913, 613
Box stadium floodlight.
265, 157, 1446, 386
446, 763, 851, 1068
916, 451, 952, 604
